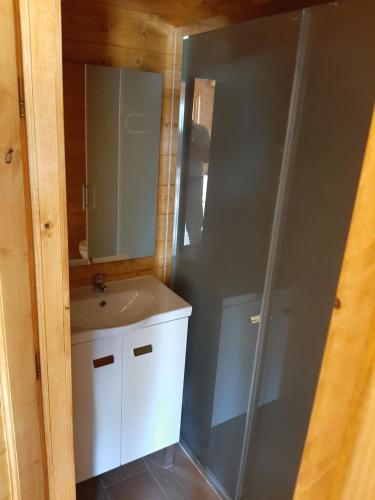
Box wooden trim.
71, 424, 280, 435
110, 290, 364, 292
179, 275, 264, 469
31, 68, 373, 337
0, 399, 12, 500
0, 4, 23, 493
0, 307, 19, 500
0, 0, 47, 498
17, 0, 76, 498
12, 1, 50, 495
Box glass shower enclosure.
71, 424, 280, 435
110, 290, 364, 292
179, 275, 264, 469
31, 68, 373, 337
172, 1, 375, 499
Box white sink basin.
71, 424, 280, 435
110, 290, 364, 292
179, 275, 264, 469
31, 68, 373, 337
70, 276, 192, 343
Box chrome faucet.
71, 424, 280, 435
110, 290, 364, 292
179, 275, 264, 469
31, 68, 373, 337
93, 273, 107, 294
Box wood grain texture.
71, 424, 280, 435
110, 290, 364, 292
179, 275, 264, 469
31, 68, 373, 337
0, 400, 10, 500
293, 109, 375, 500
18, 0, 76, 497
0, 0, 47, 498
62, 0, 329, 27
63, 0, 178, 287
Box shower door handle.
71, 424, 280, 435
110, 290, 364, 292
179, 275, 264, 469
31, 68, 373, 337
249, 315, 261, 325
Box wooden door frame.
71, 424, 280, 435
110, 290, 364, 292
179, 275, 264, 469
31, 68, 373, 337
16, 0, 76, 498
0, 0, 50, 498
7, 0, 375, 499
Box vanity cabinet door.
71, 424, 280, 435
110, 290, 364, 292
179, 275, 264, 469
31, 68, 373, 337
72, 336, 123, 483
122, 318, 188, 464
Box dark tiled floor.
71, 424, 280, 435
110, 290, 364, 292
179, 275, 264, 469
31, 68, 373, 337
76, 444, 221, 500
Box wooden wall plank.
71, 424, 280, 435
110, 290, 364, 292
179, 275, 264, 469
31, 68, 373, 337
63, 0, 178, 288
0, 0, 47, 498
62, 0, 328, 27
18, 0, 76, 498
69, 256, 162, 288
340, 368, 375, 499
62, 1, 175, 55
293, 109, 375, 500
0, 400, 10, 500
62, 39, 180, 81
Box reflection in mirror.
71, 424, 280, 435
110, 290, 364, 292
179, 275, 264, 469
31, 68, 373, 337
74, 64, 162, 264
184, 79, 216, 246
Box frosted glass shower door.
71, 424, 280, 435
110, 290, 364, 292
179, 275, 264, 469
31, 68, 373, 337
172, 12, 301, 498
242, 2, 375, 499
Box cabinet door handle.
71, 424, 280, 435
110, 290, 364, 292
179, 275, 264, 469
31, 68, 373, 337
93, 355, 114, 368
133, 344, 152, 357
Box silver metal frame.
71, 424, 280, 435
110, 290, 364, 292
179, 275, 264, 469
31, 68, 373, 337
171, 72, 188, 284
179, 440, 231, 500
163, 29, 179, 282
171, 7, 332, 497
234, 9, 312, 499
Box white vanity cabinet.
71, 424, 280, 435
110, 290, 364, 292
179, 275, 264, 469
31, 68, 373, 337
72, 317, 189, 484
72, 335, 123, 483
71, 276, 192, 484
122, 318, 188, 464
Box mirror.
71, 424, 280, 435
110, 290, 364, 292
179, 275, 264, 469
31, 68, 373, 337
72, 64, 162, 264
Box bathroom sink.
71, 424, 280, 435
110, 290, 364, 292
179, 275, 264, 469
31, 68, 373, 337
70, 276, 192, 343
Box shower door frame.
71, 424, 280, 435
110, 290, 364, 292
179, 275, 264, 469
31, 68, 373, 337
171, 10, 311, 498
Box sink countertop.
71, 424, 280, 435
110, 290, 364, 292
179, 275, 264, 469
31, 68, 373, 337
70, 276, 192, 344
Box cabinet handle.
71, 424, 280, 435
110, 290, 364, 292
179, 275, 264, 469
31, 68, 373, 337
93, 355, 114, 368
133, 344, 152, 357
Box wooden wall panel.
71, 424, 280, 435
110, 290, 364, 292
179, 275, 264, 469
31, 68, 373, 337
63, 0, 178, 287
293, 110, 375, 500
18, 0, 76, 497
0, 0, 47, 497
63, 0, 328, 27
0, 400, 10, 500
62, 1, 174, 54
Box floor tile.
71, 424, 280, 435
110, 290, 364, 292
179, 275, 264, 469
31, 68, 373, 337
106, 470, 167, 500
144, 445, 220, 500
100, 459, 147, 487
76, 476, 108, 500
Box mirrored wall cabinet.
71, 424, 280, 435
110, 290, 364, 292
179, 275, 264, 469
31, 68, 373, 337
73, 65, 162, 265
